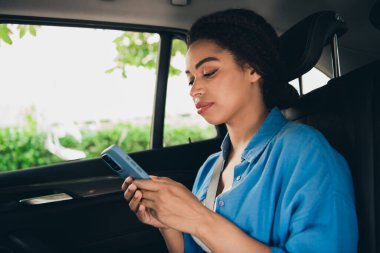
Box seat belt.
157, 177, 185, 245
204, 154, 224, 210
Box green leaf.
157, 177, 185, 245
105, 67, 115, 74
107, 31, 162, 78
29, 26, 37, 36
172, 39, 187, 56
169, 66, 181, 76
18, 25, 27, 38
0, 24, 13, 45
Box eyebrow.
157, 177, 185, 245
185, 57, 220, 74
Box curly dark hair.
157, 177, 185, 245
187, 9, 293, 109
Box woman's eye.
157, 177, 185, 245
187, 68, 218, 86
203, 68, 218, 78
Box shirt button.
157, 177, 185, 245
218, 200, 225, 207
236, 175, 241, 181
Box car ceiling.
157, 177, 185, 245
0, 0, 379, 77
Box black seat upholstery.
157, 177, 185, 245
283, 61, 380, 253
370, 0, 380, 30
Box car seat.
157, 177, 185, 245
281, 10, 378, 253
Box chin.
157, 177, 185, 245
202, 115, 225, 126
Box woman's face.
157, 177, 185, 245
185, 39, 262, 125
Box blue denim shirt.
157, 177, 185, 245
184, 108, 358, 253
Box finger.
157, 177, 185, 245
136, 204, 150, 219
137, 203, 146, 213
136, 204, 146, 221
140, 198, 156, 210
151, 176, 174, 183
124, 183, 137, 202
136, 205, 154, 224
121, 176, 134, 191
151, 177, 183, 188
129, 190, 142, 212
133, 179, 162, 191
140, 189, 157, 201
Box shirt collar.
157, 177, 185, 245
220, 107, 288, 163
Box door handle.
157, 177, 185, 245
19, 193, 73, 205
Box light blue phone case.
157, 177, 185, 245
101, 144, 150, 180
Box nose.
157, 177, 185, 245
189, 79, 204, 99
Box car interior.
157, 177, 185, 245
0, 0, 379, 253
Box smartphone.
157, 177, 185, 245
101, 144, 150, 180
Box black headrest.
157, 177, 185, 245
280, 11, 348, 82
370, 1, 380, 30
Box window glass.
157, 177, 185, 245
302, 67, 330, 94
289, 67, 330, 96
0, 24, 158, 172
289, 79, 300, 94
164, 39, 217, 147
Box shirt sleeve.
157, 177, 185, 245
271, 191, 358, 253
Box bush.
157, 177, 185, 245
0, 117, 215, 172
0, 114, 62, 172
164, 124, 215, 146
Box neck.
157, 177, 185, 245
226, 105, 269, 155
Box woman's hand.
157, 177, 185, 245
122, 176, 169, 229
132, 176, 211, 235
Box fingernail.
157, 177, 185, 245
129, 184, 136, 191
134, 192, 139, 199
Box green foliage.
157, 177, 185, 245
169, 39, 187, 76
57, 123, 151, 160
18, 25, 37, 38
164, 124, 216, 146
0, 114, 61, 171
107, 33, 187, 77
0, 115, 215, 172
0, 24, 13, 45
171, 39, 187, 57
0, 24, 38, 45
106, 32, 160, 78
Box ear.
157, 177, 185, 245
247, 67, 262, 84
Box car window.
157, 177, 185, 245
0, 24, 159, 172
289, 67, 330, 95
164, 39, 217, 147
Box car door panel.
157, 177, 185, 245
0, 137, 222, 253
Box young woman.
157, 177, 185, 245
122, 9, 358, 253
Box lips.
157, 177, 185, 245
195, 102, 214, 114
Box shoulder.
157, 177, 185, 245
270, 121, 337, 161
276, 121, 328, 148
273, 121, 342, 166
272, 121, 352, 194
